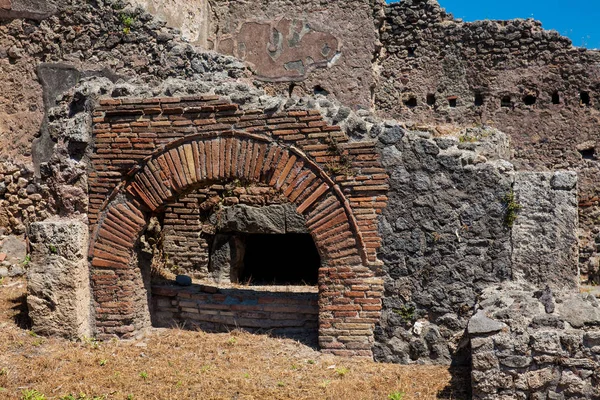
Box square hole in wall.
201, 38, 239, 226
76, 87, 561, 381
239, 234, 320, 285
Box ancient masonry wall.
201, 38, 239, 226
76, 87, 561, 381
0, 0, 247, 233
378, 0, 600, 282
374, 127, 580, 365
84, 93, 388, 357
160, 183, 287, 279
469, 286, 600, 399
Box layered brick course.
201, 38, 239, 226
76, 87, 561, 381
152, 284, 319, 343
88, 95, 388, 356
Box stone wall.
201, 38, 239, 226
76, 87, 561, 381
205, 0, 385, 110
378, 0, 600, 283
374, 127, 580, 365
0, 161, 49, 234
374, 126, 515, 365
469, 285, 600, 399
0, 0, 247, 233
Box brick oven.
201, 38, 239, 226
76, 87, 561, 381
86, 94, 389, 357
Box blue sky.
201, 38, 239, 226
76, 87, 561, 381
392, 0, 600, 49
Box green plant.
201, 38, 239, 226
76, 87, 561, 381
0, 368, 7, 376
82, 336, 99, 350
48, 244, 57, 254
21, 389, 46, 400
307, 359, 315, 365
0, 277, 4, 286
127, 396, 134, 400
319, 380, 331, 388
459, 135, 477, 143
120, 13, 135, 34
99, 359, 108, 366
22, 254, 31, 267
60, 394, 105, 400
393, 305, 415, 323
200, 364, 212, 373
139, 371, 148, 380
277, 381, 285, 387
227, 337, 237, 346
335, 366, 349, 377
503, 190, 522, 228
388, 391, 406, 400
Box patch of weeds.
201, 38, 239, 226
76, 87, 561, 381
139, 371, 148, 380
99, 359, 108, 367
243, 373, 250, 379
126, 395, 134, 400
307, 359, 315, 365
388, 391, 406, 400
200, 364, 212, 373
458, 135, 477, 143
277, 381, 285, 387
82, 336, 100, 350
0, 277, 4, 286
27, 330, 38, 338
503, 190, 521, 228
0, 368, 7, 376
32, 338, 43, 347
120, 13, 135, 34
335, 366, 349, 377
22, 254, 31, 267
226, 337, 237, 346
291, 364, 299, 370
60, 394, 106, 400
318, 380, 331, 388
21, 389, 46, 400
393, 305, 415, 323
48, 244, 58, 254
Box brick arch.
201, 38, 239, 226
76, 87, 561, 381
90, 131, 383, 356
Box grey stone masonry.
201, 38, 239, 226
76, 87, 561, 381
512, 171, 579, 289
469, 284, 600, 400
27, 219, 92, 339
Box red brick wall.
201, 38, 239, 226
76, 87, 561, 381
160, 183, 289, 278
152, 284, 318, 343
89, 95, 388, 357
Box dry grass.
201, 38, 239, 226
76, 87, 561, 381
0, 278, 469, 400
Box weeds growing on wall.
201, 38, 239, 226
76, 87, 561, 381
503, 190, 521, 228
120, 13, 135, 34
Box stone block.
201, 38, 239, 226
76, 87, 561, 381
27, 219, 92, 339
511, 172, 579, 289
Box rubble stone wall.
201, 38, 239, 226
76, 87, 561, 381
378, 0, 600, 282
469, 285, 600, 399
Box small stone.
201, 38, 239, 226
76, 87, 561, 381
551, 171, 577, 190
175, 275, 192, 286
0, 253, 6, 262
468, 310, 508, 335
